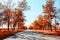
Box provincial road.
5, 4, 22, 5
4, 30, 60, 40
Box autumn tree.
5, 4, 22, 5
32, 20, 40, 30
29, 19, 44, 30
42, 0, 56, 31
0, 0, 29, 30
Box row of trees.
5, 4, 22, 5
29, 0, 60, 31
0, 0, 28, 30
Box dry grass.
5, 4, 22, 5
0, 28, 26, 39
32, 30, 60, 35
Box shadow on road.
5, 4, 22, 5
11, 34, 18, 38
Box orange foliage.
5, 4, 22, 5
4, 8, 11, 14
29, 20, 40, 30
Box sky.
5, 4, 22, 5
0, 0, 60, 28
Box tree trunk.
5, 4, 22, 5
55, 17, 57, 31
8, 16, 9, 31
49, 19, 52, 31
50, 23, 52, 31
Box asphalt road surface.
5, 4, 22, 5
4, 30, 60, 40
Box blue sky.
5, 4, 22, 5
0, 0, 60, 27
